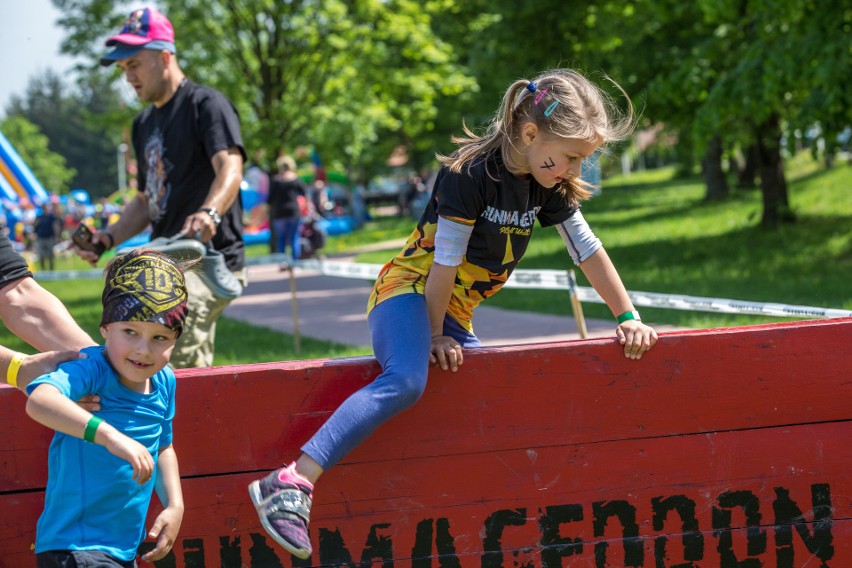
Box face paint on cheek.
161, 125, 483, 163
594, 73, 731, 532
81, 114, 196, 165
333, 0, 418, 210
541, 156, 556, 170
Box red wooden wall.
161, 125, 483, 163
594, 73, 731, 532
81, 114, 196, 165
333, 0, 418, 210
1, 318, 850, 567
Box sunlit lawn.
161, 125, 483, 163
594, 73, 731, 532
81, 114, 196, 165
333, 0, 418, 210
8, 155, 849, 363
356, 155, 851, 329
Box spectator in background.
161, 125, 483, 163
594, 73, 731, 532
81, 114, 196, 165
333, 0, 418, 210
309, 179, 328, 217
268, 155, 307, 262
33, 203, 62, 272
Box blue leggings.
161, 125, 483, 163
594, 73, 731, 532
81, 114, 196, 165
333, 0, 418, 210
273, 217, 302, 259
301, 293, 480, 470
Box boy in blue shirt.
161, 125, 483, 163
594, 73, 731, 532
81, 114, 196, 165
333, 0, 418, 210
26, 250, 187, 567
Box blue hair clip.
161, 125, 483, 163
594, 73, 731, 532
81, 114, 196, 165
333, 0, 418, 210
526, 82, 537, 93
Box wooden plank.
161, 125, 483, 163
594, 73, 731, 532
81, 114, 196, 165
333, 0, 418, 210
2, 318, 849, 492
2, 421, 850, 565
0, 318, 850, 567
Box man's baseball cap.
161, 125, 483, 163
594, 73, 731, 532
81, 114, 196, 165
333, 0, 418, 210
100, 7, 176, 66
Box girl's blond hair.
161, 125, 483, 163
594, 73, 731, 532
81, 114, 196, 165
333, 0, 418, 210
438, 68, 636, 204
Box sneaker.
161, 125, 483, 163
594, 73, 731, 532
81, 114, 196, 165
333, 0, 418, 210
198, 245, 243, 299
144, 237, 206, 262
248, 463, 314, 559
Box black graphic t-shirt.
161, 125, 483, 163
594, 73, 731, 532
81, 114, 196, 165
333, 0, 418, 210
132, 80, 246, 270
368, 151, 577, 330
0, 231, 31, 286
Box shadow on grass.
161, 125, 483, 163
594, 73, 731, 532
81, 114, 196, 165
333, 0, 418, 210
494, 213, 851, 327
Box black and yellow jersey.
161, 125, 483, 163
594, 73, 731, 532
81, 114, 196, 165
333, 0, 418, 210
367, 152, 577, 331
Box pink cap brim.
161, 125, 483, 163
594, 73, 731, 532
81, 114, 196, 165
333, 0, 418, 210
106, 33, 153, 47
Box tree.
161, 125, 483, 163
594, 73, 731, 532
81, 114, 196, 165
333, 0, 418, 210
0, 115, 76, 195
430, 1, 653, 171
616, 0, 852, 226
54, 0, 477, 178
5, 70, 129, 198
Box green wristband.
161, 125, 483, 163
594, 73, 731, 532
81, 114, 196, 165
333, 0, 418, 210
84, 416, 104, 443
617, 310, 641, 324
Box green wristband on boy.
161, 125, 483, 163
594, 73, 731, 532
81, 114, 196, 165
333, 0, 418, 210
84, 416, 104, 443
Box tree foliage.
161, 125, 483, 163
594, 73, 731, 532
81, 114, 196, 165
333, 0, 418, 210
0, 115, 76, 196
54, 0, 477, 177
611, 0, 852, 225
47, 0, 852, 228
5, 70, 131, 198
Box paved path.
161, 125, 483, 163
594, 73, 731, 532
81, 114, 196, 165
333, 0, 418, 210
224, 260, 680, 350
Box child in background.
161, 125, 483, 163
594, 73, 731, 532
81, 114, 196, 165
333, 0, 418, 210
26, 250, 188, 567
249, 68, 658, 559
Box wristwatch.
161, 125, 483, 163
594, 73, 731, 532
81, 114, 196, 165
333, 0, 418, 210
199, 207, 222, 226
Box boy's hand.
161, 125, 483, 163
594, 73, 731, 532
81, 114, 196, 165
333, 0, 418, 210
102, 430, 154, 484
141, 506, 184, 562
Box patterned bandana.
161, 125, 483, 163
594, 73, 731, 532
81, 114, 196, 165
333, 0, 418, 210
100, 250, 188, 336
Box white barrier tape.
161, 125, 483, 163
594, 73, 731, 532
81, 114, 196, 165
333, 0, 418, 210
34, 258, 852, 320
505, 268, 852, 319
34, 269, 103, 281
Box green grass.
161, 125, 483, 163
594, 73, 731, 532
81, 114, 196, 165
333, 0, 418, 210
243, 212, 413, 258
356, 157, 852, 329
7, 156, 849, 364
0, 278, 371, 365
10, 212, 411, 366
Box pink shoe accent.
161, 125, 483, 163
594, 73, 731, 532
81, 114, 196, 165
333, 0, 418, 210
277, 462, 314, 491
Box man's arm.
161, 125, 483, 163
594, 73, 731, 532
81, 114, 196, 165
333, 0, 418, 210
0, 277, 99, 400
100, 194, 152, 246
1, 346, 85, 392
74, 194, 151, 265
178, 147, 244, 243
0, 277, 94, 352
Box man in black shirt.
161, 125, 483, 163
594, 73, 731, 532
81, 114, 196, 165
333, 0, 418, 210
81, 7, 247, 368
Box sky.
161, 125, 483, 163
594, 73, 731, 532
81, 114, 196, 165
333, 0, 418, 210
0, 0, 82, 117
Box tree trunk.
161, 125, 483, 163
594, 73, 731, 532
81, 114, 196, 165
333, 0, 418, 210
755, 114, 794, 228
674, 127, 696, 177
737, 144, 760, 189
703, 136, 729, 201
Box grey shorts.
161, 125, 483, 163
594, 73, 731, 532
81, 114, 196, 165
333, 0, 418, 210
36, 550, 136, 568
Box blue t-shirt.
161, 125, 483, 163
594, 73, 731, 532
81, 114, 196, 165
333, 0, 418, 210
26, 345, 176, 561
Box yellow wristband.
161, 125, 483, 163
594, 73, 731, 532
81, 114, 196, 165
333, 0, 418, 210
7, 352, 26, 388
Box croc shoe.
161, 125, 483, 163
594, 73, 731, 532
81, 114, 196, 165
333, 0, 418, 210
145, 236, 206, 262
198, 245, 244, 299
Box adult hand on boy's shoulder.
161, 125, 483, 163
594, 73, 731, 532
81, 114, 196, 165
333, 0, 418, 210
17, 350, 86, 390
142, 506, 184, 562
16, 350, 101, 411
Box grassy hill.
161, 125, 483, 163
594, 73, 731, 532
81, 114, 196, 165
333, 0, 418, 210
356, 155, 851, 328
2, 154, 848, 365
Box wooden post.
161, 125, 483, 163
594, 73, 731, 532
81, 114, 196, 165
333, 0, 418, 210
283, 262, 301, 354
567, 268, 588, 338
2, 319, 852, 565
